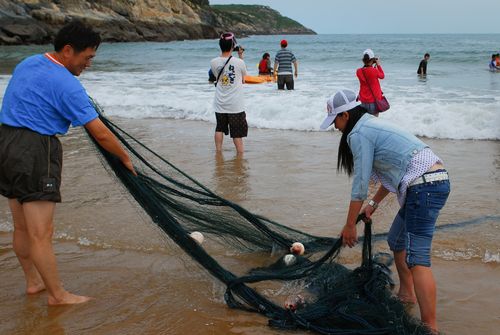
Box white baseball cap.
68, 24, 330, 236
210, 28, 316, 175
363, 48, 375, 59
320, 89, 361, 130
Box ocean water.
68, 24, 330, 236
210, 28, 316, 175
0, 35, 500, 335
1, 34, 499, 140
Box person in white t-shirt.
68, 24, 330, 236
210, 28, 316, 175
210, 32, 248, 154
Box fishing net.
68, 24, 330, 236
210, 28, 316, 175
87, 100, 434, 335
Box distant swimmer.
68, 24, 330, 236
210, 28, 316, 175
273, 39, 298, 90
417, 53, 430, 76
258, 53, 273, 75
489, 54, 500, 72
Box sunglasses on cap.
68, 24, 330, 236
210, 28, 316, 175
220, 32, 237, 47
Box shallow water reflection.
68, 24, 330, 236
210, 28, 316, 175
0, 118, 499, 335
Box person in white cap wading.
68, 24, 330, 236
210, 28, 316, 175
320, 89, 450, 334
210, 32, 248, 154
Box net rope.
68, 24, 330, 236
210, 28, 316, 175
87, 100, 433, 335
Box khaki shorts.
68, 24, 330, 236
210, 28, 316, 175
0, 125, 63, 203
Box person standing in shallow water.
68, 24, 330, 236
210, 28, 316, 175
418, 53, 431, 76
0, 21, 136, 305
356, 49, 385, 116
489, 54, 500, 71
273, 39, 298, 90
320, 89, 450, 333
210, 32, 248, 154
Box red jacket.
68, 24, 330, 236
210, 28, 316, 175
259, 59, 271, 74
356, 65, 385, 103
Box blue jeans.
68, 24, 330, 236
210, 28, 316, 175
387, 179, 450, 267
360, 102, 378, 115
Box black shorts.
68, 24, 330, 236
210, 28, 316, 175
0, 125, 63, 203
277, 74, 294, 90
215, 112, 248, 138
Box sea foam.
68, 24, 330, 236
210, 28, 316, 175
79, 69, 499, 140
1, 34, 499, 140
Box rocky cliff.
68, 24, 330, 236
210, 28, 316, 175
211, 5, 315, 36
0, 0, 315, 45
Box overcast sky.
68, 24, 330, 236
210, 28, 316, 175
210, 0, 500, 34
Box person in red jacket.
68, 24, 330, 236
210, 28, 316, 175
258, 53, 273, 75
356, 49, 385, 116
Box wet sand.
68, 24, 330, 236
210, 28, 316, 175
1, 118, 499, 334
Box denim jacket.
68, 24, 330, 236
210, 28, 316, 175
347, 114, 427, 200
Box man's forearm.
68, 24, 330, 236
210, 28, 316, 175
85, 118, 130, 162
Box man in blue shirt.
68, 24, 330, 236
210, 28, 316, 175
0, 21, 136, 305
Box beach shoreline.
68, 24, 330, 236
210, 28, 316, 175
0, 117, 498, 334
1, 235, 498, 335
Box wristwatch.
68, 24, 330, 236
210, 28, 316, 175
368, 199, 378, 209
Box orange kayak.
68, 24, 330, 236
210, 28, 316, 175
244, 75, 274, 84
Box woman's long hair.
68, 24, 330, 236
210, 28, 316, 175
337, 106, 368, 176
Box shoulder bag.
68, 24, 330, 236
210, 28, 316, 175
362, 68, 390, 112
214, 56, 232, 87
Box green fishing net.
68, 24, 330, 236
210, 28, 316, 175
88, 100, 433, 335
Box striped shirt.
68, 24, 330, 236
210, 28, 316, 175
274, 48, 296, 75
371, 148, 441, 206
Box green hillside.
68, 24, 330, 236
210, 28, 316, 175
211, 4, 316, 35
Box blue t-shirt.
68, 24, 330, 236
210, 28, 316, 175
0, 54, 98, 135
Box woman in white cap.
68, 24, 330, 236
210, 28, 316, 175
320, 89, 450, 333
356, 49, 385, 115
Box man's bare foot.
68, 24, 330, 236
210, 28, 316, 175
26, 282, 46, 295
48, 292, 93, 306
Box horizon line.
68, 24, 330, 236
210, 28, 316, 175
311, 32, 500, 35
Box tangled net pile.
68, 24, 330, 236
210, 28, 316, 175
88, 101, 433, 335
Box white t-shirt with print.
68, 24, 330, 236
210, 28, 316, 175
210, 56, 247, 114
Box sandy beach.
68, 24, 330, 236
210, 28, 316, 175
1, 118, 499, 335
